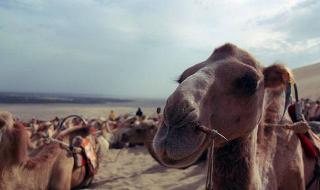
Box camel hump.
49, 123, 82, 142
0, 111, 14, 128
26, 143, 62, 169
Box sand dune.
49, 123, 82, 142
293, 62, 320, 99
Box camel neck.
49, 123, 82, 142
212, 130, 258, 190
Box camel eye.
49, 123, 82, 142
233, 72, 258, 96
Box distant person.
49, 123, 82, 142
108, 110, 116, 121
136, 107, 143, 117
310, 101, 320, 121
156, 107, 161, 114
304, 100, 311, 120
156, 107, 162, 122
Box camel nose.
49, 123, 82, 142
164, 101, 198, 127
164, 96, 198, 128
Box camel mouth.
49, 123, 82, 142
155, 129, 210, 168
160, 137, 210, 169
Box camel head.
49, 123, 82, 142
153, 43, 293, 168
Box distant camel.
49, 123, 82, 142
119, 118, 161, 162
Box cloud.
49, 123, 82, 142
246, 0, 320, 66
0, 0, 319, 98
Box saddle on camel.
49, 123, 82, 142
0, 113, 99, 190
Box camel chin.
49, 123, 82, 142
153, 123, 209, 168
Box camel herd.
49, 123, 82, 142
1, 43, 320, 190
0, 110, 162, 190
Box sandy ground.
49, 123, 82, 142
88, 147, 206, 190
0, 104, 158, 121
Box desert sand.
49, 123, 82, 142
89, 147, 206, 190
0, 104, 159, 121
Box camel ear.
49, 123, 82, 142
263, 64, 293, 89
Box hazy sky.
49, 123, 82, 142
0, 0, 319, 99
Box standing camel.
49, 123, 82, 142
152, 43, 320, 189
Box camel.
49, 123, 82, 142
0, 112, 100, 190
120, 119, 158, 145
152, 43, 320, 189
86, 118, 111, 158
118, 118, 164, 163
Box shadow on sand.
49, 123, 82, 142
141, 163, 167, 174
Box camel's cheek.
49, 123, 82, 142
0, 131, 2, 143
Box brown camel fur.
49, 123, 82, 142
153, 43, 320, 189
0, 112, 96, 190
